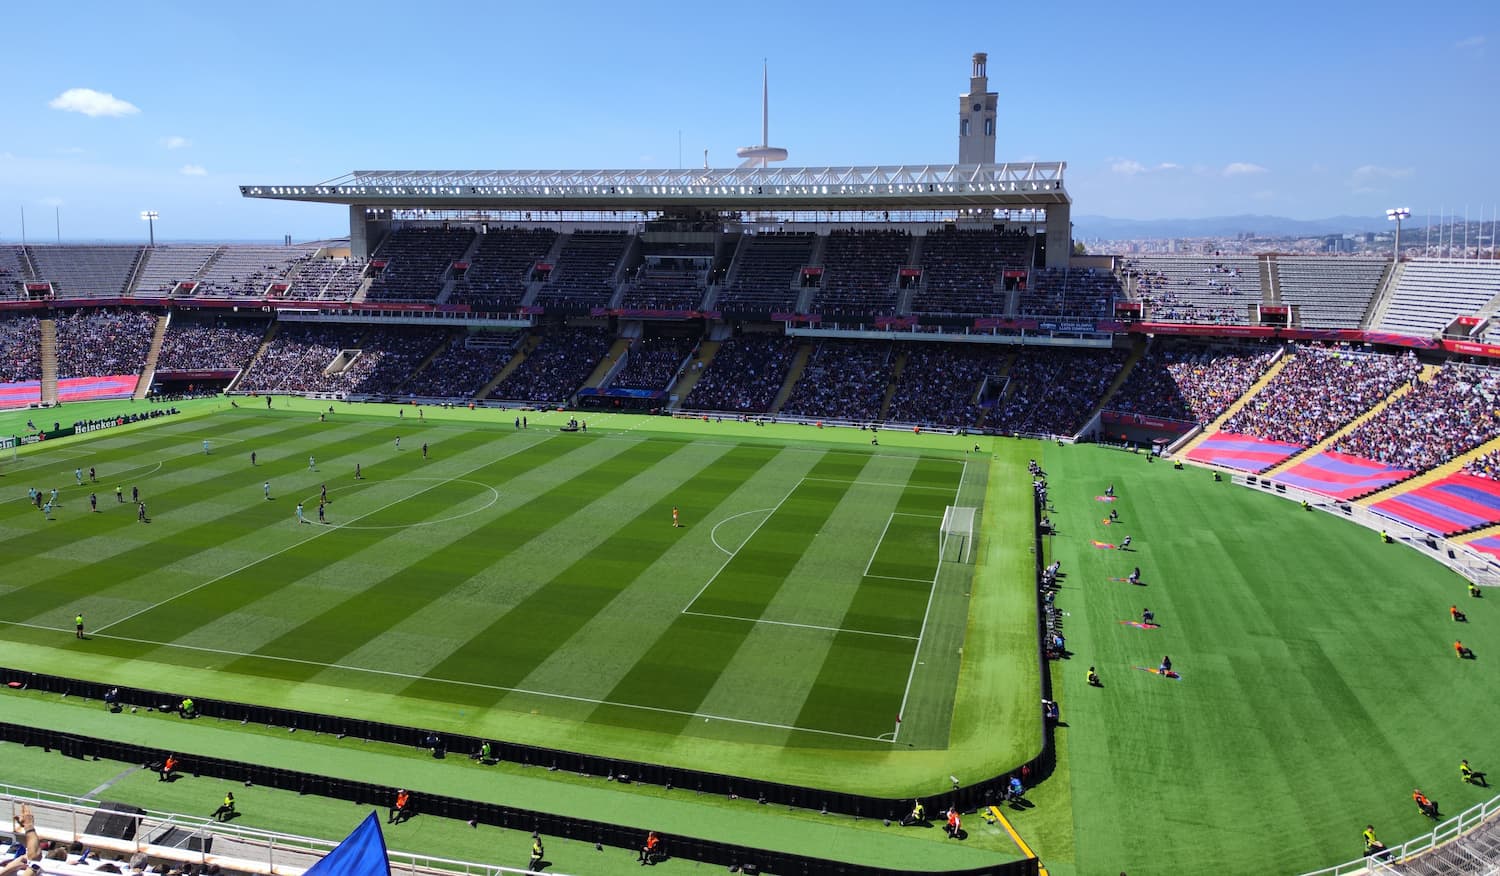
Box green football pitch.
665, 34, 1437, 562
0, 399, 1039, 797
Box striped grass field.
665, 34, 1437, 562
0, 403, 1030, 796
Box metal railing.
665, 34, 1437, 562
1295, 789, 1500, 875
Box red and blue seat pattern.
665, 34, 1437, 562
1466, 535, 1500, 562
1371, 473, 1500, 535
1186, 431, 1304, 472
0, 381, 41, 410
1274, 450, 1413, 500
57, 375, 137, 403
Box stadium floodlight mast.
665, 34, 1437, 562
1386, 207, 1410, 262
140, 210, 159, 247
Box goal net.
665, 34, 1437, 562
940, 505, 977, 564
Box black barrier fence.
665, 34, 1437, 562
0, 665, 1045, 821
0, 721, 1037, 876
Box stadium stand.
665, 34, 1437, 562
237, 324, 446, 394
1106, 343, 1277, 425
1220, 346, 1420, 446
909, 228, 1028, 316
0, 246, 28, 299
131, 246, 219, 298
26, 245, 142, 298
366, 228, 475, 302
1020, 267, 1124, 321
1125, 255, 1262, 324
1330, 364, 1500, 474
682, 334, 797, 413
781, 339, 895, 421
289, 257, 364, 300
334, 325, 448, 394
488, 326, 611, 402
403, 335, 519, 399
613, 335, 696, 390
1275, 256, 1387, 328
717, 233, 815, 314
155, 317, 269, 372
1378, 259, 1500, 336
237, 323, 361, 392
54, 308, 157, 379
451, 227, 558, 310
811, 229, 910, 316
886, 343, 1003, 427
534, 231, 630, 310
620, 261, 709, 311
196, 246, 316, 297
1372, 472, 1500, 535
0, 313, 42, 383
987, 347, 1127, 436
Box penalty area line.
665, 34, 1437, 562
682, 610, 919, 641
682, 476, 802, 613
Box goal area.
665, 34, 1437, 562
940, 505, 978, 564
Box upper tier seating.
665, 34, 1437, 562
1126, 255, 1262, 324
910, 228, 1028, 316
288, 258, 364, 301
451, 228, 558, 311
621, 263, 708, 311
197, 246, 316, 297
717, 233, 814, 314
1020, 267, 1124, 321
367, 228, 476, 302
132, 246, 219, 298
810, 230, 910, 317
1377, 259, 1500, 336
1276, 257, 1387, 328
0, 246, 27, 300
27, 246, 141, 298
533, 232, 629, 310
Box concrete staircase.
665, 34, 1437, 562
1265, 364, 1437, 476
1082, 338, 1147, 423
478, 334, 540, 399
877, 349, 909, 421
1174, 349, 1292, 458
1358, 433, 1500, 506
39, 318, 58, 405
228, 322, 279, 392
133, 313, 171, 399
1363, 261, 1406, 329
395, 330, 462, 393
668, 340, 721, 410
584, 338, 633, 390
769, 341, 814, 415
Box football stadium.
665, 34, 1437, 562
5, 26, 1500, 876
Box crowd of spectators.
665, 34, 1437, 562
337, 326, 448, 394
402, 337, 517, 399
236, 324, 364, 393
1020, 267, 1122, 320
717, 233, 814, 313
367, 228, 475, 302
1107, 343, 1277, 424
1220, 346, 1421, 445
683, 334, 797, 413
1333, 364, 1500, 473
613, 335, 696, 390
910, 228, 1029, 316
452, 228, 557, 310
781, 340, 895, 421
56, 308, 158, 378
489, 327, 611, 402
988, 348, 1128, 436
813, 229, 910, 316
621, 262, 708, 311
534, 232, 629, 309
0, 313, 42, 383
1468, 449, 1500, 480
155, 318, 268, 372
886, 344, 1002, 427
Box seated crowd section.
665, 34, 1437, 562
367, 228, 475, 302
488, 326, 611, 402
621, 258, 709, 312
236, 324, 446, 395
885, 344, 1003, 428
402, 334, 518, 399
1107, 343, 1277, 425
194, 247, 316, 298
612, 335, 696, 390
811, 229, 910, 317
0, 313, 42, 383
55, 308, 158, 379
910, 228, 1028, 316
717, 233, 814, 314
533, 232, 630, 310
288, 257, 365, 301
781, 339, 896, 421
1126, 255, 1262, 325
451, 228, 558, 311
1020, 267, 1123, 321
987, 347, 1128, 436
682, 334, 797, 413
155, 318, 268, 372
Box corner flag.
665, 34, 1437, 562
304, 812, 390, 876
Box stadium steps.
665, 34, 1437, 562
667, 340, 720, 410
1261, 255, 1280, 305
477, 333, 540, 399
1366, 261, 1407, 329
1357, 433, 1500, 506
1174, 349, 1293, 459
769, 341, 814, 415
38, 318, 58, 405
133, 313, 171, 399
1263, 364, 1438, 477
970, 352, 1016, 430
878, 349, 909, 421
434, 236, 485, 306
583, 338, 632, 389
229, 322, 280, 393
1081, 337, 1147, 425
395, 330, 462, 393
123, 247, 147, 296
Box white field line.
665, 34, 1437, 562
681, 610, 919, 641
892, 458, 968, 743
5, 461, 164, 505
863, 513, 897, 578
0, 618, 892, 744
863, 573, 933, 585
801, 476, 955, 490
708, 507, 776, 556
3, 448, 92, 476
681, 477, 803, 613
93, 436, 553, 634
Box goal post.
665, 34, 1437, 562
940, 505, 977, 564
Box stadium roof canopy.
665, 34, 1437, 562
240, 163, 1069, 210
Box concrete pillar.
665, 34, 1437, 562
349, 206, 391, 260
1045, 203, 1072, 269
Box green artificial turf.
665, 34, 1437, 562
1004, 444, 1500, 876
0, 402, 1034, 799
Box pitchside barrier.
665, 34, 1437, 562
1294, 788, 1500, 876
0, 724, 1036, 876
0, 668, 1045, 825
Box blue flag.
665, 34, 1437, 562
304, 812, 390, 876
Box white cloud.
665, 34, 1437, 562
161, 136, 191, 150
1352, 164, 1413, 180
179, 164, 208, 176
1456, 35, 1486, 49
1110, 158, 1147, 176
1156, 162, 1180, 171
1223, 162, 1268, 176
48, 88, 140, 118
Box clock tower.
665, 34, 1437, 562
958, 53, 997, 165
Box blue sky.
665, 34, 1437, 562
1, 0, 1495, 241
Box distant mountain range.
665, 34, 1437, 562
1072, 214, 1428, 240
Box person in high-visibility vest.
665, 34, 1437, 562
638, 831, 661, 864
528, 834, 545, 871
944, 807, 962, 839
388, 789, 411, 824
159, 755, 178, 782
211, 792, 236, 822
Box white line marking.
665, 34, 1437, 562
864, 513, 897, 578
94, 437, 553, 634
681, 610, 919, 641
801, 476, 956, 491
300, 478, 501, 531
682, 477, 803, 613
863, 573, 935, 584
708, 507, 776, 556
1, 618, 893, 744
892, 512, 945, 519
